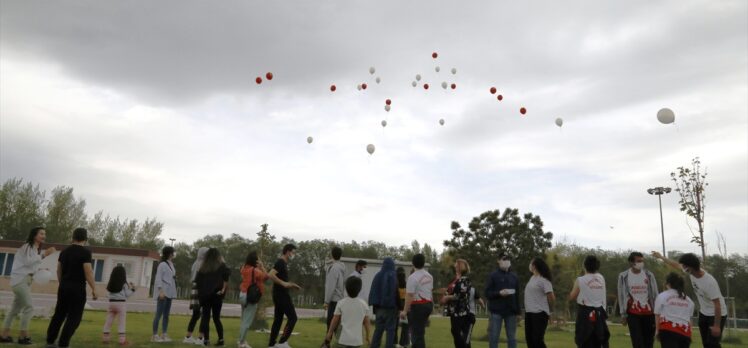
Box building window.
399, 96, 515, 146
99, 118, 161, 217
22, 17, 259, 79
1, 253, 14, 276
93, 259, 105, 282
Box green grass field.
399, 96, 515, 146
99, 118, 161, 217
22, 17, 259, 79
6, 311, 746, 347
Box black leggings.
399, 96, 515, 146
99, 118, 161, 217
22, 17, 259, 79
199, 295, 224, 341
46, 283, 87, 348
659, 330, 691, 348
269, 293, 297, 346
187, 306, 201, 335
450, 314, 475, 348
525, 312, 549, 348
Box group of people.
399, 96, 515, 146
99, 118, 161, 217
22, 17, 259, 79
0, 226, 730, 348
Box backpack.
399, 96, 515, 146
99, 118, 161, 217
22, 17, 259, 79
245, 267, 262, 305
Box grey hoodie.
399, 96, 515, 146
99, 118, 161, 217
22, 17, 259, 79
191, 247, 210, 282
325, 260, 347, 304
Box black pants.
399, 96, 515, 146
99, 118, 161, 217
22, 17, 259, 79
408, 302, 432, 348
269, 292, 297, 346
396, 319, 410, 346
46, 283, 87, 347
697, 314, 726, 348
199, 295, 224, 341
525, 312, 549, 348
326, 301, 337, 331
626, 313, 655, 348
187, 306, 201, 334
659, 330, 691, 348
575, 306, 610, 348
450, 314, 475, 348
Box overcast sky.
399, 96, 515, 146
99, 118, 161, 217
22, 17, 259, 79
2, 0, 746, 255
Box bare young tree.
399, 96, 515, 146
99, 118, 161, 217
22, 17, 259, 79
670, 157, 708, 263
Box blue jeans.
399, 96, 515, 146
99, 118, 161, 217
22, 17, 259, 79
370, 307, 398, 348
489, 312, 517, 348
152, 298, 172, 335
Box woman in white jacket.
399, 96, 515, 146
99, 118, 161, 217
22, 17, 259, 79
0, 227, 56, 345
151, 246, 177, 342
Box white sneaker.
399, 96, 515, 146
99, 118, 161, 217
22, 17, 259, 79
237, 342, 251, 348
183, 337, 196, 344
274, 343, 291, 348
160, 335, 172, 342
151, 335, 163, 342
194, 338, 206, 346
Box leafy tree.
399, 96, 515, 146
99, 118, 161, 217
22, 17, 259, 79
671, 157, 709, 262
44, 186, 87, 242
0, 178, 46, 240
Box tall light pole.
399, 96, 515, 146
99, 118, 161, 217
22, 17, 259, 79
647, 186, 671, 257
169, 238, 176, 246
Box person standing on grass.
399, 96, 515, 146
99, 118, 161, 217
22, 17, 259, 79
151, 246, 177, 343
442, 259, 480, 348
267, 244, 302, 348
0, 227, 56, 345
394, 267, 409, 348
651, 252, 726, 348
617, 252, 658, 348
524, 257, 555, 348
485, 253, 520, 348
654, 273, 695, 348
324, 246, 346, 332
237, 251, 268, 348
569, 255, 610, 348
184, 247, 209, 344
45, 228, 97, 348
195, 248, 231, 346
102, 265, 136, 346
322, 276, 372, 348
369, 257, 400, 348
400, 253, 433, 348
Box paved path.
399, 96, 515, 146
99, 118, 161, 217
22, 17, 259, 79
0, 291, 325, 318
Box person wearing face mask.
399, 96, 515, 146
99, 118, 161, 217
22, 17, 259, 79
651, 251, 726, 348
484, 253, 520, 348
267, 244, 302, 348
617, 252, 658, 348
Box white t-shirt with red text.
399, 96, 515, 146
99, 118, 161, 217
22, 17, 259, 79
626, 269, 653, 315
654, 289, 695, 337
577, 273, 606, 308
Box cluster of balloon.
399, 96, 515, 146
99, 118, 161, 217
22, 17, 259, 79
366, 144, 375, 155
657, 108, 675, 124
489, 86, 503, 101
555, 118, 563, 127
256, 72, 273, 84
307, 136, 313, 144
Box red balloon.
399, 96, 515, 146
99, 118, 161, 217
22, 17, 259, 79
423, 83, 429, 90
432, 52, 438, 59
330, 85, 336, 92
497, 95, 503, 101
490, 87, 497, 94
451, 83, 456, 89
362, 83, 367, 90
255, 77, 262, 84
266, 72, 273, 80
385, 99, 392, 105
520, 107, 527, 115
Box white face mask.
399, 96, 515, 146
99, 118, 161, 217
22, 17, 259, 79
633, 262, 644, 271
681, 266, 689, 274
499, 260, 511, 270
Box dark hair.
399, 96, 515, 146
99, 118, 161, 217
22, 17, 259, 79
499, 253, 512, 261
678, 253, 700, 271
583, 255, 600, 273
160, 246, 175, 262
666, 272, 687, 299
26, 226, 46, 247
356, 260, 367, 268
245, 251, 258, 267
532, 257, 553, 282
106, 265, 128, 293
72, 227, 88, 242
345, 276, 362, 298
282, 244, 296, 255
412, 253, 425, 269
331, 246, 342, 260
628, 252, 644, 263
396, 267, 406, 288
200, 248, 222, 273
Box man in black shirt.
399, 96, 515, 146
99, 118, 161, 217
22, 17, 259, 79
267, 244, 301, 348
45, 228, 97, 348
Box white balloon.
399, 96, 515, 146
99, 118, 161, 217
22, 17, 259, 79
439, 118, 445, 126
451, 68, 457, 74
555, 118, 563, 127
369, 66, 376, 75
415, 74, 422, 81
384, 104, 391, 112
307, 136, 313, 144
441, 81, 448, 89
657, 108, 675, 124
381, 120, 387, 127
34, 269, 52, 285
375, 77, 381, 84
357, 84, 362, 91
366, 144, 375, 155
412, 81, 417, 87
435, 66, 441, 72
